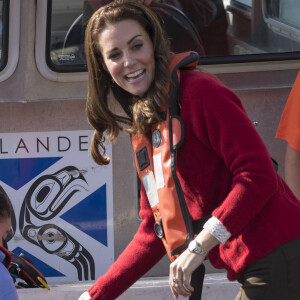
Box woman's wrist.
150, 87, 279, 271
194, 228, 220, 253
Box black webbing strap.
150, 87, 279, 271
192, 215, 212, 234
190, 263, 205, 300
168, 52, 200, 257
188, 215, 211, 300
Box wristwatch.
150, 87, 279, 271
188, 240, 208, 258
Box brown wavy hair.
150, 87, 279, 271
0, 186, 12, 219
85, 0, 171, 165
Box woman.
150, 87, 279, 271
80, 1, 300, 299
0, 189, 18, 300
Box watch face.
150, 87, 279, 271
188, 240, 198, 252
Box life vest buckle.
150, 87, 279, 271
136, 147, 150, 171
154, 217, 164, 239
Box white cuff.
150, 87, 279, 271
203, 216, 231, 244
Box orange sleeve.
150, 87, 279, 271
276, 72, 300, 151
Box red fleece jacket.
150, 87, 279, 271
88, 70, 300, 300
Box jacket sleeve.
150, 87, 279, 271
183, 71, 278, 237
88, 185, 166, 300
275, 71, 300, 150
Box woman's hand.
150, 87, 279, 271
169, 228, 220, 299
169, 248, 204, 298
78, 291, 92, 300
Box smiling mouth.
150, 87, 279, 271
125, 69, 145, 82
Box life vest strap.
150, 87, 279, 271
132, 52, 200, 262
192, 215, 212, 235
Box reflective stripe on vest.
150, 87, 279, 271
131, 51, 199, 261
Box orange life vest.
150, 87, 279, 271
1, 245, 49, 289
131, 51, 199, 261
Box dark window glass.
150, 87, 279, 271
234, 0, 252, 7
0, 0, 9, 71
265, 0, 300, 34
46, 0, 300, 72
278, 2, 300, 27
46, 0, 86, 72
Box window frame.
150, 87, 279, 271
0, 0, 20, 82
35, 0, 87, 82
262, 0, 300, 44
45, 0, 87, 73
0, 0, 10, 71
38, 0, 300, 80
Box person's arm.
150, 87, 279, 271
275, 72, 300, 199
78, 185, 166, 300
0, 261, 18, 300
181, 71, 278, 237
285, 144, 300, 200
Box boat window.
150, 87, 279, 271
233, 0, 252, 7
278, 1, 300, 28
0, 0, 9, 71
263, 0, 300, 42
46, 0, 300, 72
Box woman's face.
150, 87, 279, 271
0, 216, 11, 247
98, 19, 155, 97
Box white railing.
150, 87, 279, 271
17, 273, 240, 300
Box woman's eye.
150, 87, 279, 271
133, 43, 143, 50
108, 52, 121, 60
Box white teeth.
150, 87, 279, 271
126, 69, 144, 78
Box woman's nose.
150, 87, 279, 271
123, 53, 135, 67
